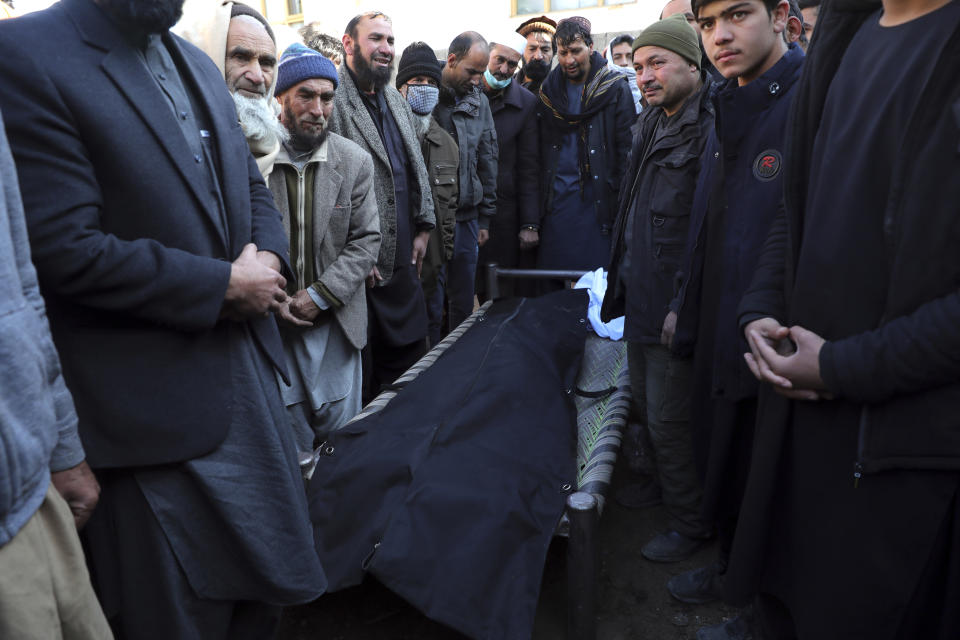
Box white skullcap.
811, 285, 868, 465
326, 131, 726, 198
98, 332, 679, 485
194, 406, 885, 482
489, 31, 529, 56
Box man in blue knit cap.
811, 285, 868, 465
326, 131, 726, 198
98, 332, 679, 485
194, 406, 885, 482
269, 43, 382, 462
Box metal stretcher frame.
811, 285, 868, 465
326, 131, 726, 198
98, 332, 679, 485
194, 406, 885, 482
345, 265, 630, 640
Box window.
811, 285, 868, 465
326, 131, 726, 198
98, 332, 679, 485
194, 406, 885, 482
283, 0, 303, 28
260, 0, 302, 28
514, 0, 634, 15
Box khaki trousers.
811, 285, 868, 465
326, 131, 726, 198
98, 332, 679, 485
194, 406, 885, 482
0, 481, 112, 640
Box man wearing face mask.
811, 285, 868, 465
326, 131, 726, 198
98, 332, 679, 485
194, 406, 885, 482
435, 31, 498, 332
0, 0, 327, 636
516, 15, 557, 95
477, 31, 540, 300
396, 42, 460, 347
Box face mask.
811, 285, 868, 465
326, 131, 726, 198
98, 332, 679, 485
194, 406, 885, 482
405, 84, 440, 115
483, 68, 512, 90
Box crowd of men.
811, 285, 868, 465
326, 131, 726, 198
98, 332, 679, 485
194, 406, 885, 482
1, 0, 959, 638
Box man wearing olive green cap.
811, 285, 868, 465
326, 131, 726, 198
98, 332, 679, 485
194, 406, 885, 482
602, 10, 717, 567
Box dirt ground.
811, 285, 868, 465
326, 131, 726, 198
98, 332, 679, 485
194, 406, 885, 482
277, 459, 741, 640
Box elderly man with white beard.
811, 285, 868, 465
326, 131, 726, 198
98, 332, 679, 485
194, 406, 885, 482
180, 1, 288, 178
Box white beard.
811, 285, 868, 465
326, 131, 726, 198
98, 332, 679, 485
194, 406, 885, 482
412, 113, 431, 141
232, 92, 289, 146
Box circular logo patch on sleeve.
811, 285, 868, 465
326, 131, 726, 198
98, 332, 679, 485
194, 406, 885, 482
753, 149, 782, 182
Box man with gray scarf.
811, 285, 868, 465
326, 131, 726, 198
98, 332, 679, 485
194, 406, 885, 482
329, 12, 436, 401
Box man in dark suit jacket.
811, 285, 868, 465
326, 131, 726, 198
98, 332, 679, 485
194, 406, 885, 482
0, 0, 326, 637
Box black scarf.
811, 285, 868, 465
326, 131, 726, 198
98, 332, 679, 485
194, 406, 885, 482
539, 51, 624, 192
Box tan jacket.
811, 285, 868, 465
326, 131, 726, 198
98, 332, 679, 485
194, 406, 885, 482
268, 134, 381, 349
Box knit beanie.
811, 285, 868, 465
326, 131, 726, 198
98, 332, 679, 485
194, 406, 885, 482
276, 42, 339, 95
230, 3, 274, 44
631, 14, 701, 69
395, 42, 442, 89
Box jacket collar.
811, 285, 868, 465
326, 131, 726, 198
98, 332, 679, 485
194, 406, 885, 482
424, 117, 448, 147
635, 77, 714, 165
337, 63, 390, 166
442, 84, 483, 117
64, 0, 232, 252
669, 77, 714, 132
275, 136, 334, 167
487, 79, 526, 110
713, 43, 805, 113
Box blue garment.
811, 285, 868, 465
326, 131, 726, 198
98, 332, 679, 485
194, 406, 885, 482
674, 44, 805, 400
538, 82, 609, 271
0, 110, 84, 548
426, 263, 445, 347
447, 218, 479, 330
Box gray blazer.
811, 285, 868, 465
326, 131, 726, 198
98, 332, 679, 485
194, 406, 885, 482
269, 133, 381, 350
329, 65, 435, 282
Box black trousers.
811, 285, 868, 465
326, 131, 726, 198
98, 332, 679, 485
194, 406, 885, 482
82, 472, 280, 640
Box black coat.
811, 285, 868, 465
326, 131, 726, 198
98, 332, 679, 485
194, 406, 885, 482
727, 0, 960, 635
602, 79, 715, 341
479, 80, 540, 270
673, 45, 805, 398
536, 58, 635, 233
309, 290, 588, 640
0, 0, 292, 468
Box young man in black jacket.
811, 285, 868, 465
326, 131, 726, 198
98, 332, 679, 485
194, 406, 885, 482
664, 1, 803, 636
730, 0, 960, 637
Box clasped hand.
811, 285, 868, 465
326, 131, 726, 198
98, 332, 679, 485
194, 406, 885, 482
277, 289, 320, 327
743, 317, 831, 401
222, 244, 287, 320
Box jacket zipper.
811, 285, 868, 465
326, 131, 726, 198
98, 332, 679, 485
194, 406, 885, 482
295, 166, 306, 288
853, 406, 869, 488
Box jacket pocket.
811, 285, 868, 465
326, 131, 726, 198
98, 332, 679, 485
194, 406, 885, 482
649, 152, 698, 219
431, 164, 458, 219
857, 382, 960, 476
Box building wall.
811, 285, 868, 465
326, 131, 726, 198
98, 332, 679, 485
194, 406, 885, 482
246, 0, 661, 57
